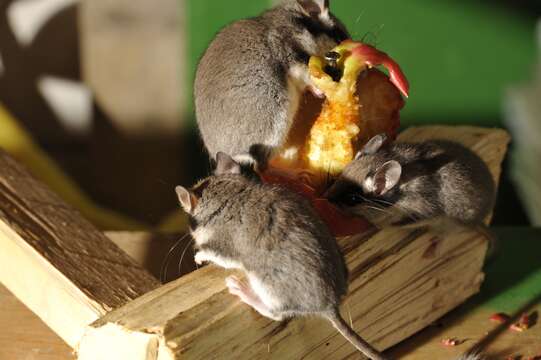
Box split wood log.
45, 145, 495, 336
0, 231, 186, 360
0, 150, 160, 347
77, 126, 510, 360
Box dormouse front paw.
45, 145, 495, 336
308, 84, 325, 99
194, 251, 209, 265
289, 63, 325, 98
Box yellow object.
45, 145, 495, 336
306, 41, 367, 175
0, 104, 149, 231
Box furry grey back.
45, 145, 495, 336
194, 2, 347, 160
191, 173, 348, 312
391, 140, 495, 224
332, 140, 495, 225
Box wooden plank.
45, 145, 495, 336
0, 284, 74, 360
77, 126, 509, 359
6, 227, 541, 360
0, 231, 185, 360
390, 303, 541, 359
0, 150, 160, 347
0, 104, 148, 231
78, 226, 488, 359
389, 227, 541, 359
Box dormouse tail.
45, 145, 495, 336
325, 310, 389, 360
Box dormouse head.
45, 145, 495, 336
283, 0, 350, 52
325, 134, 402, 206
175, 152, 242, 216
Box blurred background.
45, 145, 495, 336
0, 0, 539, 229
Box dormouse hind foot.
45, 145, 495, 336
226, 276, 283, 321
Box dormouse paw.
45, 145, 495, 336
194, 251, 208, 265
308, 84, 325, 99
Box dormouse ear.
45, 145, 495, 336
297, 0, 328, 17
373, 160, 402, 196
215, 152, 241, 175
361, 133, 387, 156
175, 186, 197, 213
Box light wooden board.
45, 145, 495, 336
0, 150, 160, 347
390, 303, 541, 359
0, 231, 183, 360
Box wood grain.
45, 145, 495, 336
0, 150, 160, 346
390, 303, 541, 359
0, 231, 185, 360
78, 126, 509, 359
6, 227, 541, 360
78, 226, 488, 359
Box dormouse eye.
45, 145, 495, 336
339, 192, 365, 206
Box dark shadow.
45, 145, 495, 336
84, 110, 209, 224
140, 232, 197, 283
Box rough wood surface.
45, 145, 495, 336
78, 126, 510, 359
0, 150, 160, 347
391, 303, 541, 359
5, 228, 541, 360
79, 227, 487, 359
0, 231, 185, 360
389, 226, 541, 359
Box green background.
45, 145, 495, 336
186, 0, 537, 126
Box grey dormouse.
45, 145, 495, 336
325, 134, 496, 227
175, 152, 388, 360
194, 0, 349, 165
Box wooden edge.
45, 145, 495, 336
0, 230, 187, 360
0, 150, 160, 347
77, 225, 489, 360
78, 323, 159, 360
